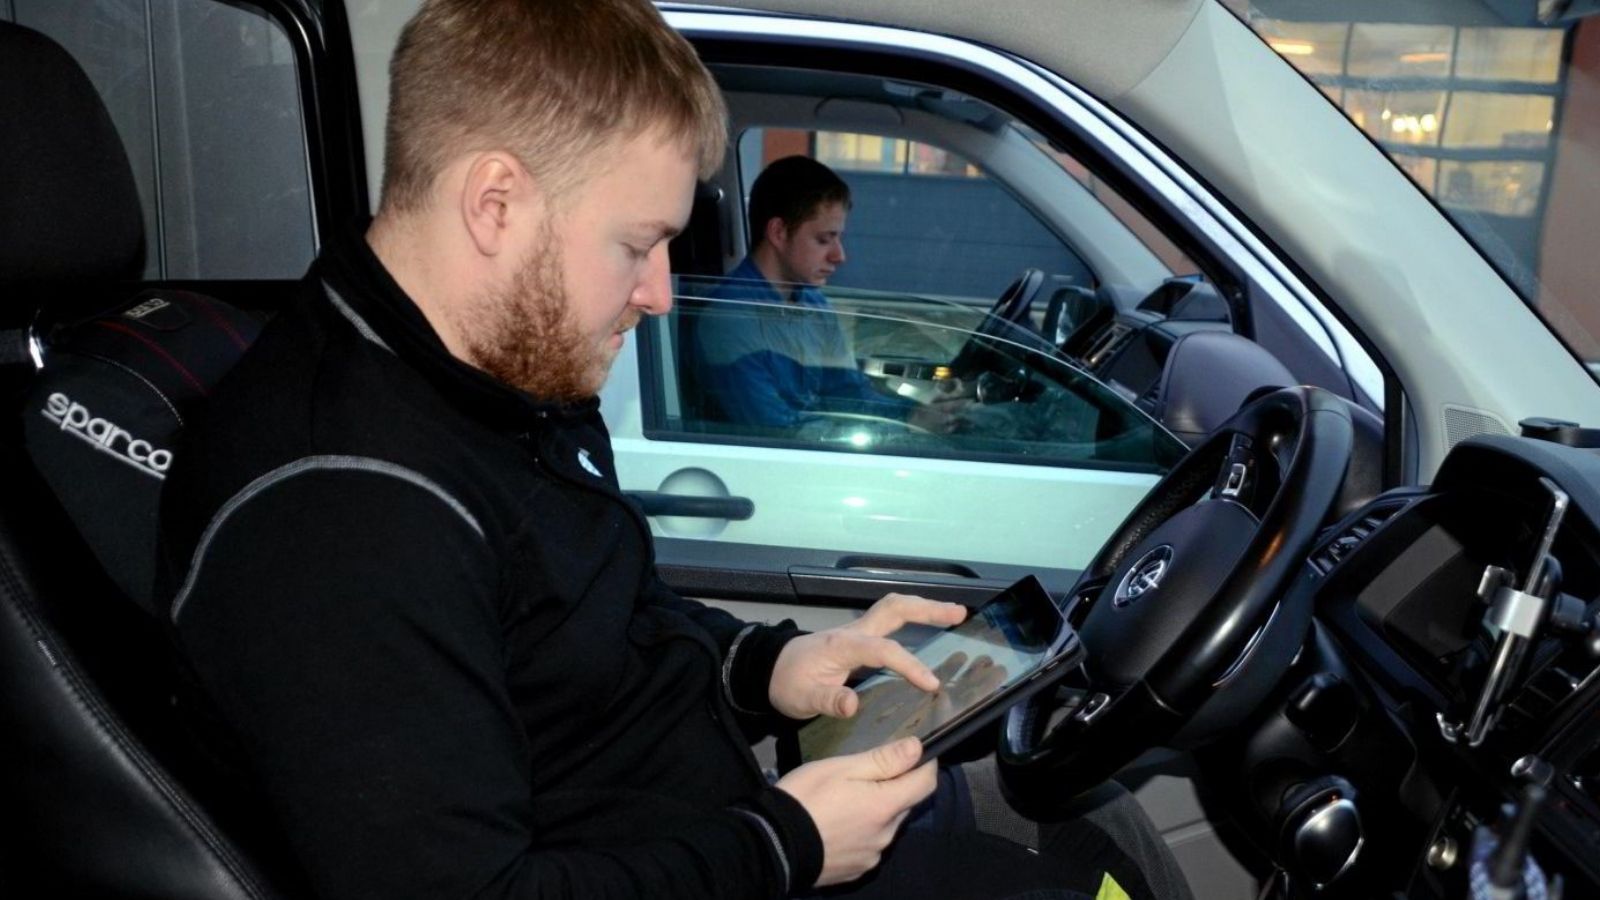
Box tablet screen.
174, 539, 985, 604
797, 577, 1068, 762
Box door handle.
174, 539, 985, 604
628, 491, 754, 521
833, 555, 981, 579
788, 560, 1009, 608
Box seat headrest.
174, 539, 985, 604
668, 181, 727, 280
0, 22, 143, 284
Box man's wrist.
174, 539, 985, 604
722, 621, 803, 717
731, 786, 824, 895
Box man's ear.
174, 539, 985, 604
763, 216, 790, 251
459, 151, 528, 259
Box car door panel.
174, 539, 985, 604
615, 433, 1161, 570
652, 535, 1079, 610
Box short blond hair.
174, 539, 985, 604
380, 0, 727, 213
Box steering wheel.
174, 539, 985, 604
800, 411, 934, 437
948, 268, 1049, 379
996, 386, 1354, 813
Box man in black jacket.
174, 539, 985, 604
159, 2, 1191, 898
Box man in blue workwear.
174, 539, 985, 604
695, 156, 925, 431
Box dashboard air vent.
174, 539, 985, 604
1310, 499, 1409, 575
1083, 322, 1134, 370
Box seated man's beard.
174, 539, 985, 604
462, 241, 601, 402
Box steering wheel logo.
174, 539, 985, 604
1114, 545, 1173, 608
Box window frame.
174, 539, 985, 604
644, 21, 1384, 472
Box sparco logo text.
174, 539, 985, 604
42, 393, 171, 479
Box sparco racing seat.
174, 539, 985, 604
0, 20, 280, 898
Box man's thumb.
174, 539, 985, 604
819, 686, 858, 719
861, 737, 922, 780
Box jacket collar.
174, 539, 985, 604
311, 221, 601, 432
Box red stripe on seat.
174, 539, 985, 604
92, 320, 209, 396
186, 293, 250, 351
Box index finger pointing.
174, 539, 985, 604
855, 636, 943, 693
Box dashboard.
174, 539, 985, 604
1202, 434, 1600, 898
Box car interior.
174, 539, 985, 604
8, 5, 1600, 900
660, 62, 1376, 455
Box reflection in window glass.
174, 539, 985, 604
1438, 160, 1546, 217
1344, 89, 1446, 146
1235, 3, 1600, 367
1259, 21, 1349, 77
1018, 129, 1199, 277
817, 132, 907, 173
1442, 92, 1555, 149
1456, 28, 1562, 83
1348, 23, 1454, 79
815, 133, 980, 177
908, 142, 977, 176
1390, 153, 1439, 194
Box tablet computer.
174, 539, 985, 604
794, 575, 1082, 767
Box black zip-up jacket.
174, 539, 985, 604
157, 228, 823, 900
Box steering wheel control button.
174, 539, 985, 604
1212, 433, 1256, 502
1114, 545, 1172, 608
1220, 462, 1248, 498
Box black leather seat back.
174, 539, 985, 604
0, 482, 277, 899
0, 20, 279, 898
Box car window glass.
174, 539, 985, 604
649, 284, 1187, 473
1229, 2, 1600, 376
3, 0, 316, 279
612, 61, 1324, 570
738, 128, 1096, 299
1011, 123, 1200, 279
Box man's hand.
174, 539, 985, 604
769, 592, 967, 720
906, 396, 969, 434
775, 736, 936, 887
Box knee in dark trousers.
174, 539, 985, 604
801, 760, 1194, 900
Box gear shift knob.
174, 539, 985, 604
1276, 775, 1363, 890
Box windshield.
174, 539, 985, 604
1228, 0, 1600, 376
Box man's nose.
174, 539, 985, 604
830, 240, 846, 265
633, 243, 674, 315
